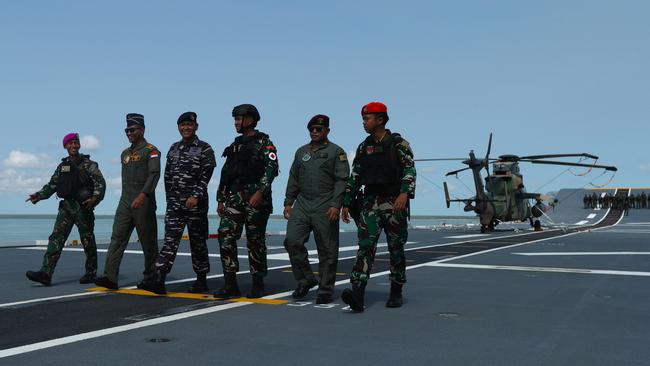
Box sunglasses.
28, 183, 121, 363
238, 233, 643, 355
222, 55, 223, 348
308, 126, 325, 133
124, 127, 141, 134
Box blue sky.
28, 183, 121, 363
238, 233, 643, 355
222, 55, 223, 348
1, 1, 648, 215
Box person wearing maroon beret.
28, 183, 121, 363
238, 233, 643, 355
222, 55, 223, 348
341, 102, 417, 312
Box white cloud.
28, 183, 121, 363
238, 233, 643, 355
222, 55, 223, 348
3, 150, 52, 168
0, 169, 48, 193
80, 135, 101, 150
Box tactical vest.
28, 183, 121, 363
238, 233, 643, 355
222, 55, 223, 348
56, 157, 93, 202
221, 133, 266, 189
357, 132, 403, 196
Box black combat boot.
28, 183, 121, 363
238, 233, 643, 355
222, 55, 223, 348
341, 282, 365, 312
385, 283, 403, 308
94, 276, 118, 290
138, 270, 167, 295
188, 273, 208, 293
247, 276, 265, 299
26, 270, 52, 287
79, 273, 96, 284
214, 273, 241, 299
291, 279, 318, 300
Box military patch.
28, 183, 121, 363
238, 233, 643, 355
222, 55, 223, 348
366, 146, 374, 154
123, 155, 130, 164
149, 151, 159, 159
269, 152, 277, 161
339, 154, 348, 162
399, 140, 410, 148
147, 144, 155, 149
189, 147, 202, 156
60, 165, 71, 172
302, 153, 311, 161
131, 153, 141, 162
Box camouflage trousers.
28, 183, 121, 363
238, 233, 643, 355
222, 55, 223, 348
155, 208, 210, 275
218, 192, 270, 277
40, 200, 97, 276
350, 195, 407, 285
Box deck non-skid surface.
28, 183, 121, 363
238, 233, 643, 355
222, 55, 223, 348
1, 188, 649, 365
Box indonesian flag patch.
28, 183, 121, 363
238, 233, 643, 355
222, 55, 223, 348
268, 152, 277, 161
149, 152, 160, 158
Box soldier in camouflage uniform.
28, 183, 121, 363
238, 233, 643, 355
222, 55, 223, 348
283, 114, 350, 304
26, 133, 106, 286
95, 113, 161, 290
341, 102, 416, 312
141, 112, 216, 295
215, 104, 278, 299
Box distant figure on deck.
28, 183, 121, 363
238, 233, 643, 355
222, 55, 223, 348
25, 133, 106, 286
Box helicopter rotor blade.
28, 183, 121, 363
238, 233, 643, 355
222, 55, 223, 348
519, 159, 617, 171
445, 167, 471, 176
484, 133, 492, 176
518, 153, 599, 160
414, 158, 466, 162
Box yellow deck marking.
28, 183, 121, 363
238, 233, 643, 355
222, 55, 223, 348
86, 287, 288, 305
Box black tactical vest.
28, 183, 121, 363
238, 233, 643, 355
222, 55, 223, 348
357, 132, 403, 196
56, 157, 93, 202
221, 133, 266, 189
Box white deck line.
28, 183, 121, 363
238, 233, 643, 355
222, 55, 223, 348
2, 211, 625, 358
426, 262, 650, 277
513, 252, 650, 256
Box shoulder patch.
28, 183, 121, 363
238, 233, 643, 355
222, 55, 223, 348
268, 152, 277, 161
147, 144, 155, 149
338, 153, 348, 162
149, 151, 160, 158
399, 140, 410, 148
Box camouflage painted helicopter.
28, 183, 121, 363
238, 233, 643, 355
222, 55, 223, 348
416, 134, 617, 233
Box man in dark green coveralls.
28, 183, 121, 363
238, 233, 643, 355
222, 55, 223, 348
341, 102, 416, 312
283, 114, 349, 304
95, 113, 161, 290
215, 104, 279, 299
26, 133, 106, 286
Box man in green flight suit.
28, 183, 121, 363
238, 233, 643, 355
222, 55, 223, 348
341, 102, 416, 312
95, 113, 161, 290
26, 133, 106, 286
283, 114, 350, 304
215, 104, 279, 299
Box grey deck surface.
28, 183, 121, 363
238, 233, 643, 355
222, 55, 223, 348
1, 188, 649, 365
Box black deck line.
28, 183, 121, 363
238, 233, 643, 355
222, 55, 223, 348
0, 206, 625, 351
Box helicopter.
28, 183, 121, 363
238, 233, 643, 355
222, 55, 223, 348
416, 134, 617, 233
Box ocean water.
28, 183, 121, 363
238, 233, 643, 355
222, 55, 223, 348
0, 215, 476, 247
